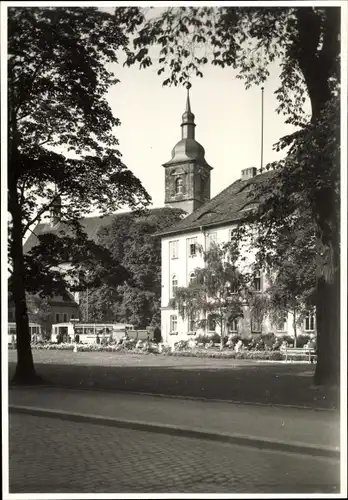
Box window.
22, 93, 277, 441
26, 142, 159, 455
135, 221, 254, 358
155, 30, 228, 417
207, 232, 217, 249
171, 274, 178, 298
188, 317, 195, 332
251, 315, 262, 332
207, 315, 216, 332
276, 313, 287, 332
175, 177, 183, 194
55, 313, 60, 323
304, 311, 315, 331
253, 271, 262, 292
228, 319, 238, 332
228, 277, 239, 294
250, 225, 258, 244
229, 228, 237, 241
169, 240, 179, 259
170, 315, 178, 332
63, 313, 68, 322
187, 237, 197, 257
189, 272, 196, 285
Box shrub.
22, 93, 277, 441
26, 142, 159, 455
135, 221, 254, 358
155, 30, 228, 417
295, 335, 311, 348
166, 348, 286, 360
209, 333, 221, 344
174, 340, 189, 351
159, 344, 172, 355
194, 335, 211, 345
277, 334, 295, 345
122, 339, 137, 350
262, 333, 277, 347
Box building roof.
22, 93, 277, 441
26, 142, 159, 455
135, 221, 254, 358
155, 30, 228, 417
23, 208, 172, 254
157, 170, 274, 237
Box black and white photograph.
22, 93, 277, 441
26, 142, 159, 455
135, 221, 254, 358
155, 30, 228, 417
2, 0, 347, 496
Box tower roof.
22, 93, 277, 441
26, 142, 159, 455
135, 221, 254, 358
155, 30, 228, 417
163, 88, 212, 169
181, 88, 195, 125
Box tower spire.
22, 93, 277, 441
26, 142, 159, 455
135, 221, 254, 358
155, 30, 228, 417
186, 84, 192, 113
181, 83, 195, 140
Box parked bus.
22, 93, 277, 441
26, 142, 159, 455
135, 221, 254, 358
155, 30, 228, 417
8, 322, 43, 344
51, 322, 134, 344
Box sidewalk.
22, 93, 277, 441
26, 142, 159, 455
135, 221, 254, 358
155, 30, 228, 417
9, 386, 340, 458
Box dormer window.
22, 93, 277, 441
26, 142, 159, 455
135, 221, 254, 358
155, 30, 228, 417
175, 177, 183, 194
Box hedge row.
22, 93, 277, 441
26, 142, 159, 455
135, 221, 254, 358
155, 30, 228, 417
8, 342, 315, 361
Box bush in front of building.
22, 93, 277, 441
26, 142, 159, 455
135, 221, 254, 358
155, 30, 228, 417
166, 349, 284, 360
295, 334, 312, 348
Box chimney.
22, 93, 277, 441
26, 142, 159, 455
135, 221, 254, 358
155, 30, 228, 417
241, 167, 257, 181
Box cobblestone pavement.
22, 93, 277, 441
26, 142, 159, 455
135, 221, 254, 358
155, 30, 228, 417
8, 414, 340, 494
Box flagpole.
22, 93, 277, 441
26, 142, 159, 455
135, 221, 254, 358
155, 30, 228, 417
260, 86, 264, 173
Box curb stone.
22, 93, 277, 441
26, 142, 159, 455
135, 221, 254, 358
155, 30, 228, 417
9, 383, 338, 412
9, 404, 340, 460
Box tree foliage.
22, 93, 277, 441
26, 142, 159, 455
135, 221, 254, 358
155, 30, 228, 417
80, 208, 185, 328
25, 294, 52, 338
171, 242, 265, 349
8, 6, 150, 382
123, 5, 341, 385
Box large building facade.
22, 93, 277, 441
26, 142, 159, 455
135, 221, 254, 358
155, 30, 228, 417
159, 93, 316, 345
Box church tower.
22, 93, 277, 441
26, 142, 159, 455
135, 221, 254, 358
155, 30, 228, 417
163, 87, 213, 215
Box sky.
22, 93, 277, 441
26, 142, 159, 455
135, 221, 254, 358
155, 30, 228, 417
100, 6, 311, 209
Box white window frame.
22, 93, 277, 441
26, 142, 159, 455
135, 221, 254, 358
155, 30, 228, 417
304, 311, 315, 332
253, 271, 262, 292
170, 314, 178, 333
207, 314, 216, 333
229, 228, 237, 241
250, 224, 258, 244
175, 177, 183, 194
251, 315, 262, 333
189, 272, 195, 285
187, 237, 197, 258
228, 318, 238, 332
169, 240, 179, 259
171, 274, 178, 298
188, 317, 195, 333
207, 232, 217, 249
276, 312, 287, 332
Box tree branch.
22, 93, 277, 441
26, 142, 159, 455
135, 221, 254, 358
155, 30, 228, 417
22, 192, 62, 236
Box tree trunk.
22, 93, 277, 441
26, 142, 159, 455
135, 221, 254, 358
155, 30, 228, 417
314, 244, 340, 387
294, 8, 340, 387
220, 316, 224, 350
9, 190, 39, 384
292, 310, 297, 347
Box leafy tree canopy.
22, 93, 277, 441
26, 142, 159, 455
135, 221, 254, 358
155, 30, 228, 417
7, 6, 150, 383
80, 208, 185, 328
171, 242, 265, 349
121, 5, 341, 384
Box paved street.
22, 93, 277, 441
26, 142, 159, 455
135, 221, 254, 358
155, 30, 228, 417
9, 386, 340, 452
9, 414, 339, 494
